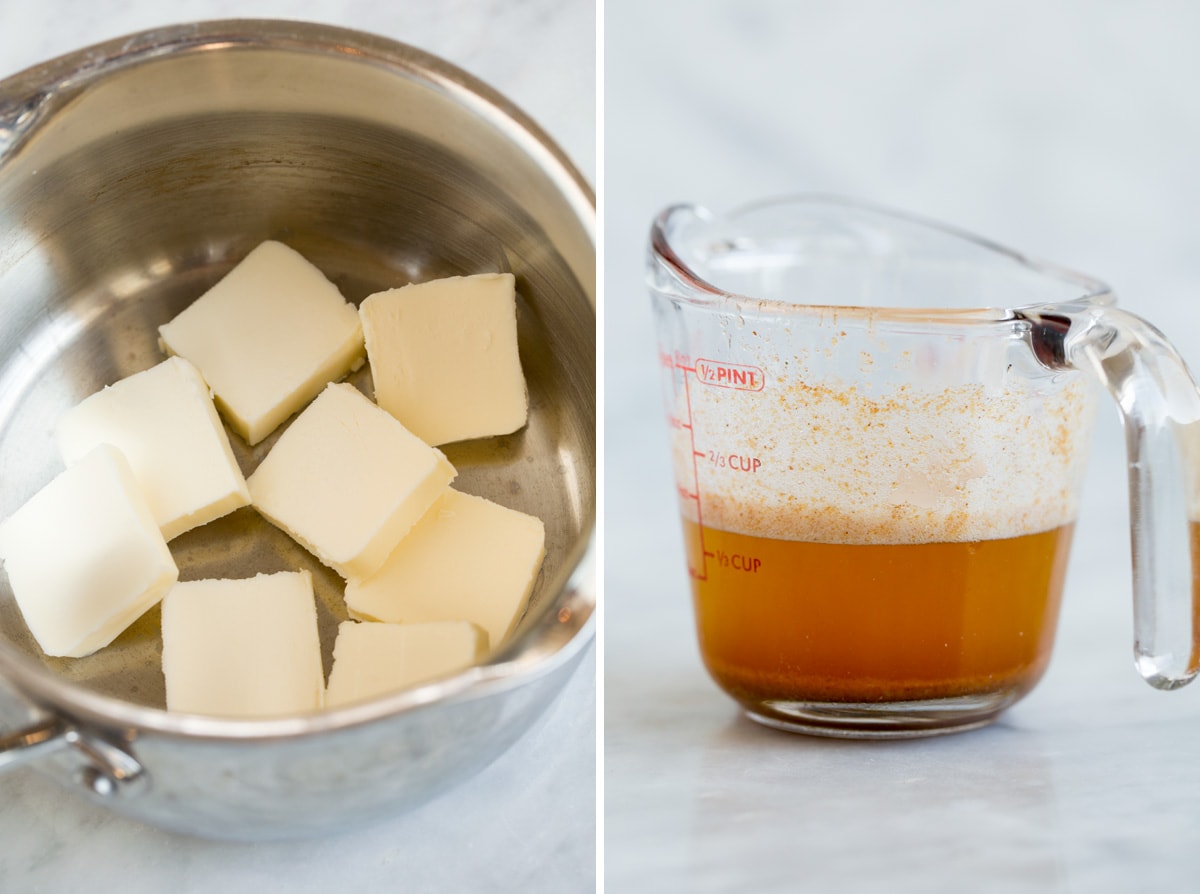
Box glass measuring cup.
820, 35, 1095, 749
647, 195, 1200, 738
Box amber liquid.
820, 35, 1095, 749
684, 520, 1074, 706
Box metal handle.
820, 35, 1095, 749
0, 713, 147, 797
0, 715, 70, 770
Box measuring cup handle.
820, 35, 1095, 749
1025, 303, 1200, 688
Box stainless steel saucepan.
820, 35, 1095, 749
0, 20, 595, 840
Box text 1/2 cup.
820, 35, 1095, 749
648, 196, 1200, 738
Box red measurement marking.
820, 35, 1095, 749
695, 358, 765, 392
683, 361, 708, 581
709, 451, 763, 474
673, 351, 694, 373
714, 550, 762, 573
670, 354, 765, 579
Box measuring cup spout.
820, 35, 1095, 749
1021, 301, 1200, 689
648, 204, 718, 297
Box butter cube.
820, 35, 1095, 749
161, 571, 323, 717
325, 620, 486, 707
344, 488, 545, 649
57, 357, 250, 541
158, 240, 364, 445
248, 383, 456, 580
360, 273, 528, 445
0, 445, 178, 658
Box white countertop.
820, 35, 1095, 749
0, 1, 595, 891
605, 2, 1200, 891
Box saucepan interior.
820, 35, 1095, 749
0, 23, 595, 731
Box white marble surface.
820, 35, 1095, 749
605, 2, 1200, 891
0, 1, 594, 891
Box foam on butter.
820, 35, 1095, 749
670, 335, 1094, 545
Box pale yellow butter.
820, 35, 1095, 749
344, 488, 545, 650
360, 273, 528, 446
325, 620, 486, 707
158, 240, 364, 445
56, 356, 250, 541
0, 445, 178, 658
248, 382, 456, 580
160, 570, 323, 717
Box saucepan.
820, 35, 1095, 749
0, 20, 595, 839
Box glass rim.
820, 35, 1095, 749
648, 194, 1115, 324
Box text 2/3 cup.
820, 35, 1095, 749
648, 196, 1200, 738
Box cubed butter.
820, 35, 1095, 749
325, 620, 486, 707
160, 570, 323, 717
158, 240, 364, 445
248, 382, 456, 580
57, 356, 250, 541
344, 488, 545, 650
360, 273, 528, 445
0, 445, 178, 658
